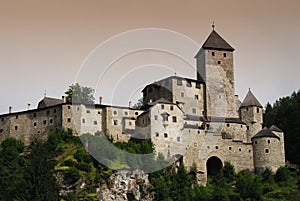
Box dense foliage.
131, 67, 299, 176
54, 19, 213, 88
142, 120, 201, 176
65, 83, 95, 104
264, 90, 300, 164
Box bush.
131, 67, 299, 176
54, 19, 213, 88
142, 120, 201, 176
64, 167, 81, 183
275, 167, 291, 184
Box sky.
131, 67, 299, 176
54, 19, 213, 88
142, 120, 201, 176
0, 0, 300, 114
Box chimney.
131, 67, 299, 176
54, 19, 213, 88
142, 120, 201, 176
99, 96, 103, 105
129, 101, 132, 108
27, 103, 31, 110
62, 96, 66, 103
9, 106, 12, 113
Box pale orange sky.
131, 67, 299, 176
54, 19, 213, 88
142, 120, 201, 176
0, 0, 300, 113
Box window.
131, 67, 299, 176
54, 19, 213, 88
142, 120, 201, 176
164, 133, 168, 138
135, 112, 139, 115
196, 82, 201, 89
239, 148, 242, 151
156, 132, 159, 137
2, 118, 4, 121
229, 146, 232, 150
255, 141, 257, 144
16, 115, 18, 119
248, 150, 251, 153
218, 61, 221, 64
33, 113, 36, 118
265, 149, 269, 154
227, 123, 230, 127
113, 111, 117, 115
67, 118, 71, 123
77, 107, 80, 111
129, 122, 132, 126
212, 52, 215, 56
50, 119, 53, 124
177, 79, 182, 86
154, 115, 158, 120
177, 137, 180, 142
33, 122, 37, 127
161, 105, 164, 110
94, 121, 97, 125
180, 92, 184, 97
68, 106, 71, 109
98, 111, 101, 114
241, 125, 243, 128
43, 120, 47, 125
170, 105, 174, 110
47, 110, 50, 115
124, 111, 128, 116
267, 139, 270, 144
172, 116, 177, 122
113, 120, 118, 125
162, 115, 168, 122
192, 108, 196, 114
82, 119, 85, 124
223, 53, 227, 57
86, 110, 90, 113
215, 146, 219, 149
186, 81, 192, 87
247, 126, 249, 130
15, 125, 18, 130
195, 95, 199, 100
257, 108, 260, 113
54, 109, 56, 113
0, 129, 2, 133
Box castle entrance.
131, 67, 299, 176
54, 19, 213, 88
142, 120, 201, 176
206, 156, 223, 176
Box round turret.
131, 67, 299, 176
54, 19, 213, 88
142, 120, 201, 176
252, 127, 284, 173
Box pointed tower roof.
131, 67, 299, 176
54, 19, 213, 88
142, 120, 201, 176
201, 29, 235, 51
251, 127, 280, 140
240, 89, 263, 108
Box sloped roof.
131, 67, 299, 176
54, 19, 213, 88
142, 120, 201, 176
269, 125, 283, 132
38, 97, 64, 109
240, 89, 262, 108
251, 127, 280, 140
202, 30, 235, 51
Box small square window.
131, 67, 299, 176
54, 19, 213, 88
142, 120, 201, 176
47, 110, 50, 115
265, 149, 269, 154
192, 108, 196, 114
177, 137, 180, 142
154, 115, 158, 120
129, 122, 132, 126
164, 133, 168, 138
94, 121, 97, 125
16, 115, 18, 119
195, 95, 199, 100
257, 108, 260, 113
43, 120, 47, 125
113, 111, 117, 115
124, 111, 128, 116
177, 79, 182, 86
186, 81, 192, 87
156, 132, 159, 137
223, 53, 227, 57
172, 116, 177, 122
86, 110, 90, 113
161, 105, 164, 110
67, 118, 71, 123
255, 141, 257, 144
2, 118, 4, 121
218, 61, 221, 64
54, 109, 56, 113
135, 112, 139, 115
215, 146, 218, 149
0, 129, 2, 133
229, 147, 232, 150
239, 148, 242, 152
227, 123, 230, 127
196, 82, 201, 89
170, 105, 174, 110
181, 92, 184, 97
98, 111, 101, 114
248, 150, 251, 153
82, 119, 85, 124
113, 120, 118, 125
268, 139, 270, 144
15, 125, 18, 130
212, 52, 215, 56
68, 106, 71, 109
50, 119, 53, 124
34, 122, 37, 127
77, 107, 80, 111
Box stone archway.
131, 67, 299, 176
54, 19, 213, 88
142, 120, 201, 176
206, 156, 223, 176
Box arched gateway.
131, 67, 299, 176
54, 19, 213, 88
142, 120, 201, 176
206, 156, 223, 176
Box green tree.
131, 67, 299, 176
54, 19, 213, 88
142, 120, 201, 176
65, 83, 95, 104
236, 171, 263, 200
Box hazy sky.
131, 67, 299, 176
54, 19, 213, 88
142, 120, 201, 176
1, 0, 300, 114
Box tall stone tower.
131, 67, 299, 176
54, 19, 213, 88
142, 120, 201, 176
240, 89, 263, 143
195, 27, 238, 118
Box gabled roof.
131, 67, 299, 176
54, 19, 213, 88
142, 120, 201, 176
37, 97, 64, 109
251, 127, 280, 140
201, 30, 235, 51
240, 89, 262, 108
269, 125, 283, 132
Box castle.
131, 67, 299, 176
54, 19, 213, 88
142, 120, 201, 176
0, 27, 285, 185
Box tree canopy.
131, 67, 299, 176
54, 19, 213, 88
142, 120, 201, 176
65, 83, 95, 104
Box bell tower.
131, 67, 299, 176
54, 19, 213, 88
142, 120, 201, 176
195, 25, 238, 118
